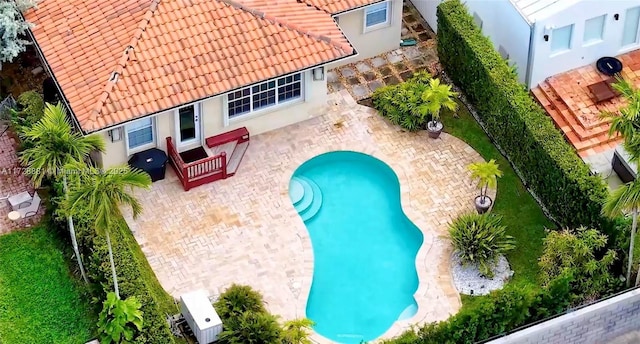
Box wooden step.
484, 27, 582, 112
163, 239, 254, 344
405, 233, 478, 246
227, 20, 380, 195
227, 141, 249, 175
211, 141, 237, 161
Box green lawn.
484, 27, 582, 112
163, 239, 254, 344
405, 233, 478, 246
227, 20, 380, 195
442, 100, 556, 305
0, 226, 96, 343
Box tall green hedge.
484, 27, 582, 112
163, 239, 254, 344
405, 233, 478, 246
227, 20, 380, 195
436, 0, 609, 230
53, 182, 175, 344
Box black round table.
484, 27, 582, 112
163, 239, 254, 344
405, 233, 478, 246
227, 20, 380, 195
128, 148, 168, 182
596, 57, 623, 76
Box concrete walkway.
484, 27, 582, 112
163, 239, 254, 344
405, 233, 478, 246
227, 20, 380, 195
327, 0, 439, 101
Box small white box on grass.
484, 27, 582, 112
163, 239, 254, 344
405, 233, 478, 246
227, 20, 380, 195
180, 290, 223, 343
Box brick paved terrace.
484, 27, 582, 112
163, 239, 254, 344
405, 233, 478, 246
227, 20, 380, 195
0, 132, 44, 235
123, 91, 493, 342
531, 49, 640, 158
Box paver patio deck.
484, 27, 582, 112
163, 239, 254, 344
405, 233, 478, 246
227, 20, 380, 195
0, 132, 43, 234
124, 90, 493, 341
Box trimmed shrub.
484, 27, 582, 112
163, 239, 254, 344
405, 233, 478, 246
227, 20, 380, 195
53, 191, 175, 344
214, 284, 268, 320
449, 213, 515, 277
381, 274, 573, 344
436, 0, 609, 231
539, 227, 619, 302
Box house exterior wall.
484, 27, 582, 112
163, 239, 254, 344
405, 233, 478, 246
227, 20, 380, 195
98, 69, 328, 168
413, 0, 531, 84
329, 0, 403, 68
528, 1, 640, 88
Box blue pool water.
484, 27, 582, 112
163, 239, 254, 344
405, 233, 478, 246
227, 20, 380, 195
288, 151, 423, 343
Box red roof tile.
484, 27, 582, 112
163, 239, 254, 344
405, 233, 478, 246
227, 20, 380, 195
25, 0, 356, 132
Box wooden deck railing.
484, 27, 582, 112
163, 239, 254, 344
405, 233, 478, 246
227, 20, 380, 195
166, 137, 227, 191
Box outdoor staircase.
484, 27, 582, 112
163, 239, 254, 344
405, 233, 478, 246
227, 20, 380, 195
531, 79, 621, 158
289, 176, 323, 222
204, 127, 250, 177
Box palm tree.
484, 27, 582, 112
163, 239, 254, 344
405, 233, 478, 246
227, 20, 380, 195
19, 103, 105, 283
602, 179, 640, 287
66, 162, 151, 298
420, 78, 458, 130
601, 77, 640, 164
468, 159, 503, 205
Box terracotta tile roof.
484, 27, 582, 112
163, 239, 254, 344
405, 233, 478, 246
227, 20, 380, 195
25, 0, 356, 133
531, 49, 640, 157
302, 0, 383, 14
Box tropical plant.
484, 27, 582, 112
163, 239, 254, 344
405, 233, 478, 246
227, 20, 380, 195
97, 291, 144, 344
539, 227, 618, 302
10, 90, 44, 132
602, 179, 640, 287
217, 311, 281, 344
421, 77, 458, 127
0, 0, 37, 66
467, 159, 502, 206
213, 284, 267, 321
448, 213, 515, 277
67, 162, 151, 298
281, 318, 315, 344
600, 77, 640, 164
372, 71, 432, 131
19, 102, 105, 283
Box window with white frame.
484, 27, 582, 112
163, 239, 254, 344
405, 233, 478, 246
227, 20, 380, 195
126, 118, 154, 149
364, 1, 390, 30
551, 24, 573, 53
583, 15, 605, 44
622, 6, 640, 46
227, 73, 302, 119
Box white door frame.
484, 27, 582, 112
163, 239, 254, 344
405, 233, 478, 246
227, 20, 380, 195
174, 103, 201, 151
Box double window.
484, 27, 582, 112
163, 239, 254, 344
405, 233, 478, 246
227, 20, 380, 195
227, 73, 302, 118
126, 118, 154, 150
364, 1, 391, 31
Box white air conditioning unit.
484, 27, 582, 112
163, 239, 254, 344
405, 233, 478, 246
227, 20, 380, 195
180, 290, 223, 343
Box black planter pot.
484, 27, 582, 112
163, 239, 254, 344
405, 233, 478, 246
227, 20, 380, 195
475, 195, 493, 214
427, 121, 443, 139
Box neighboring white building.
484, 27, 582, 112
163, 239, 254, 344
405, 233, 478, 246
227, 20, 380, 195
414, 0, 640, 88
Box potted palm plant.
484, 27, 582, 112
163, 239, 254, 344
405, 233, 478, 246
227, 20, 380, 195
421, 78, 458, 139
468, 159, 502, 214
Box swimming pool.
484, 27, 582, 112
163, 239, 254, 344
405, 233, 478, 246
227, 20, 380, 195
289, 151, 423, 343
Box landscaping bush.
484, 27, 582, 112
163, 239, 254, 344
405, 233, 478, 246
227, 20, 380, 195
52, 193, 175, 344
372, 71, 433, 131
381, 274, 573, 344
436, 0, 609, 231
214, 284, 314, 344
449, 213, 515, 277
539, 227, 619, 302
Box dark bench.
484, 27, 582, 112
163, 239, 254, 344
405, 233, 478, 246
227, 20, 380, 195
205, 127, 250, 148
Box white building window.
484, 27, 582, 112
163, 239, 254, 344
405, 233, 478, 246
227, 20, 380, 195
126, 118, 155, 150
583, 15, 605, 44
622, 6, 640, 46
551, 24, 573, 53
364, 1, 390, 31
227, 73, 303, 119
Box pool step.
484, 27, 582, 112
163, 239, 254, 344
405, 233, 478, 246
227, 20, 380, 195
397, 303, 418, 321
298, 176, 322, 222
289, 176, 323, 222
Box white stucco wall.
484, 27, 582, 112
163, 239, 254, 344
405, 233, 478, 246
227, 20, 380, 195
413, 0, 531, 84
528, 1, 640, 88
98, 69, 328, 168
411, 0, 439, 33
466, 0, 531, 85
329, 0, 403, 68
